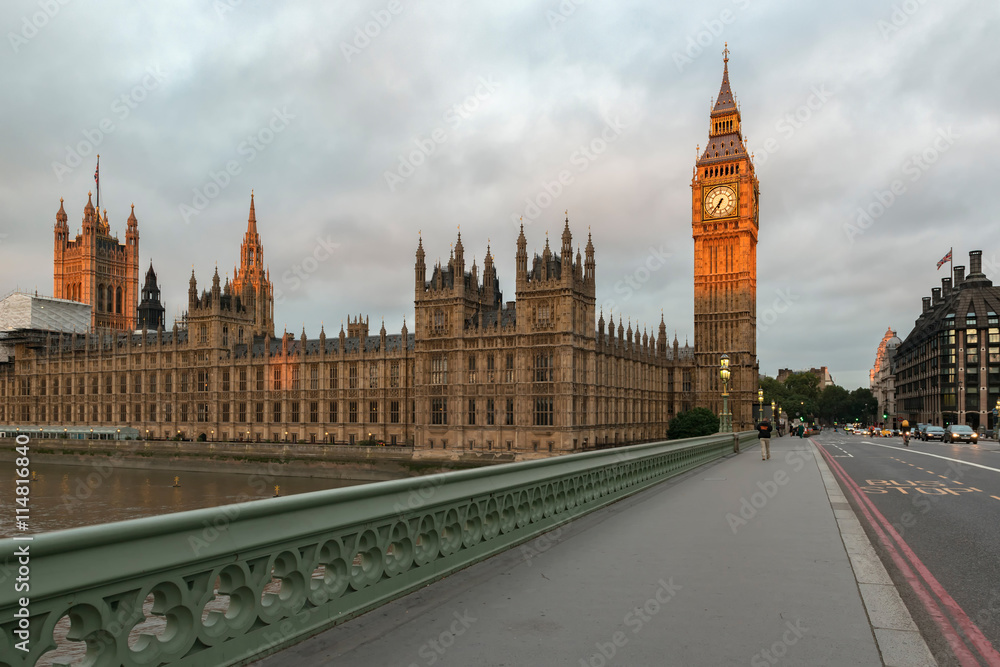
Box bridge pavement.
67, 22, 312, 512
253, 435, 932, 666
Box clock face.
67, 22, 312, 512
704, 185, 737, 219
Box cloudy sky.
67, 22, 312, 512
2, 0, 998, 390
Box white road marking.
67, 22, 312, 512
862, 442, 1000, 474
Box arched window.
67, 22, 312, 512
116, 287, 122, 314
97, 285, 105, 312
107, 286, 114, 312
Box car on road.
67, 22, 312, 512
943, 424, 978, 443
915, 423, 929, 439
923, 426, 945, 441
880, 428, 892, 437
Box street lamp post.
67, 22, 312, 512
758, 388, 764, 423
719, 354, 732, 433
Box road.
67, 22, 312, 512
811, 430, 1000, 666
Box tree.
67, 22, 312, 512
848, 388, 878, 424
819, 384, 851, 423
668, 407, 720, 440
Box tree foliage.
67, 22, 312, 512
759, 373, 878, 425
668, 407, 720, 440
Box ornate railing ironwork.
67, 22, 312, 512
0, 432, 753, 667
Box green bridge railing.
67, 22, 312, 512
0, 431, 754, 667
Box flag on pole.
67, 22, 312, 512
936, 249, 952, 270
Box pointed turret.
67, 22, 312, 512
82, 191, 97, 235
137, 261, 165, 330
55, 198, 68, 226
212, 265, 221, 299
516, 223, 528, 283
698, 44, 747, 166
561, 212, 573, 282
713, 45, 736, 115
248, 190, 258, 234
415, 234, 426, 291
584, 228, 595, 287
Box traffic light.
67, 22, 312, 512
883, 413, 888, 419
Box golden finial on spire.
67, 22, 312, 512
723, 42, 729, 63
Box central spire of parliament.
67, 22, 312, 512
228, 191, 274, 336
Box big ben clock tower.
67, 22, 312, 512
692, 45, 759, 431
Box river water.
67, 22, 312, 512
0, 458, 375, 539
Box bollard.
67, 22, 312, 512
733, 433, 740, 454
172, 476, 180, 487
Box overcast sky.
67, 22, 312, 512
2, 0, 998, 390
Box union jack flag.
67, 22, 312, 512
94, 162, 99, 185
936, 249, 952, 270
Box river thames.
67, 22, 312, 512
0, 458, 374, 538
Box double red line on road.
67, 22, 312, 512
816, 442, 1000, 666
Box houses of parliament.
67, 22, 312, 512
0, 55, 760, 454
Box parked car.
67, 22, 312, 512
923, 426, 945, 441
943, 424, 978, 443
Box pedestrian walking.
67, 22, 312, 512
797, 423, 805, 438
756, 418, 773, 460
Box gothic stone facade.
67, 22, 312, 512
691, 52, 760, 431
1, 205, 697, 452
1, 57, 757, 451
53, 193, 139, 332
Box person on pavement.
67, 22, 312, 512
756, 418, 773, 460
797, 423, 805, 438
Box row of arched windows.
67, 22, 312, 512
714, 119, 735, 134
704, 164, 739, 178
96, 285, 124, 314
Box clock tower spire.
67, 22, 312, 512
691, 45, 759, 431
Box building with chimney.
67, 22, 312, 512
895, 251, 1000, 430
